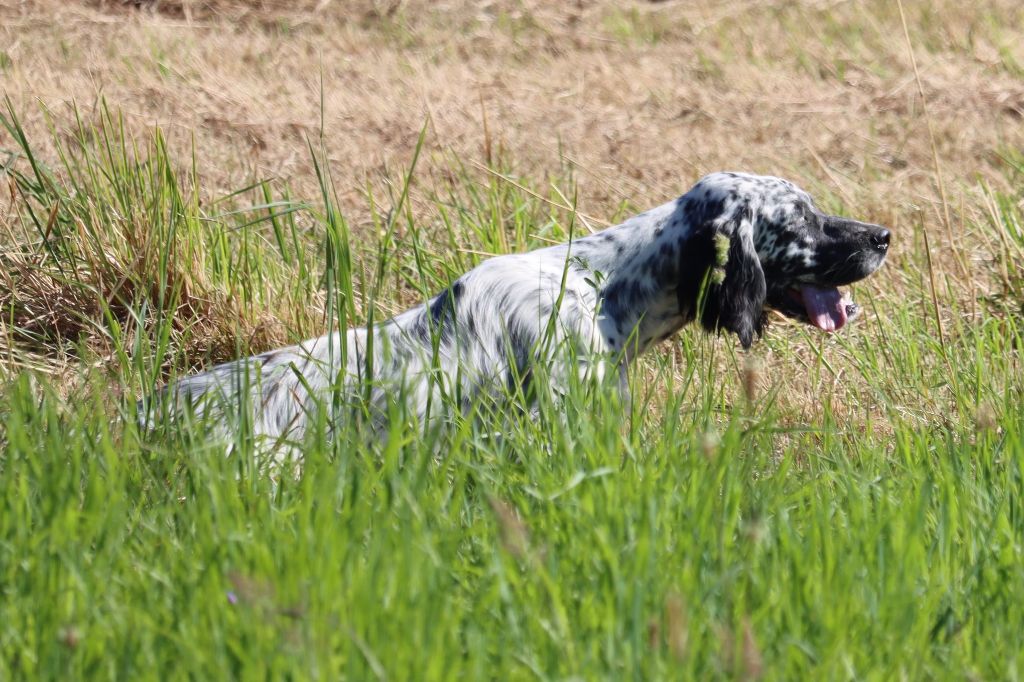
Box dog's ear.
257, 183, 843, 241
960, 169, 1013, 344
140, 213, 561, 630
679, 207, 767, 349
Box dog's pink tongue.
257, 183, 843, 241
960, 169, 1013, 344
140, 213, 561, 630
800, 286, 848, 332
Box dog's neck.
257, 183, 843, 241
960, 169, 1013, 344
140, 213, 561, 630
565, 197, 699, 357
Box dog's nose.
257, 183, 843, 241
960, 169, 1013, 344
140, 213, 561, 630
871, 229, 890, 251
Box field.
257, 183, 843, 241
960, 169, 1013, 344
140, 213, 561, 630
2, 0, 1024, 678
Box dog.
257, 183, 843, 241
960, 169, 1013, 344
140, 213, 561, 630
143, 172, 889, 441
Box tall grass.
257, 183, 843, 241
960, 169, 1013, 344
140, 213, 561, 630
1, 107, 1024, 679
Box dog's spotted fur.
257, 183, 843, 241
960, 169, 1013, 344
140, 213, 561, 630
147, 172, 890, 441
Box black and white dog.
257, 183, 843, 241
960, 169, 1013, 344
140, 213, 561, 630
148, 172, 889, 440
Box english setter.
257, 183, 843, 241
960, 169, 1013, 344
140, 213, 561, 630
145, 172, 889, 441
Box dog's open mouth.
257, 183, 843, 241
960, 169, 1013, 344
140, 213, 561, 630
778, 286, 861, 332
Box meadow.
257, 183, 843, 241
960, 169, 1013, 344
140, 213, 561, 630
2, 0, 1024, 678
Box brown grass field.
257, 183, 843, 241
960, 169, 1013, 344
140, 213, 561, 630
1, 0, 1023, 407
0, 0, 1019, 385
4, 0, 1022, 212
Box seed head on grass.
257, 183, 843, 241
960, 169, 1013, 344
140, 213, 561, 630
741, 618, 764, 680
742, 354, 762, 403
743, 511, 768, 546
711, 232, 730, 285
58, 625, 81, 650
665, 592, 688, 661
227, 571, 276, 607
646, 617, 660, 652
648, 592, 688, 659
975, 402, 997, 433
488, 496, 530, 561
717, 617, 763, 681
700, 429, 720, 460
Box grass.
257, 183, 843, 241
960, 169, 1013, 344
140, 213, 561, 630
2, 98, 1024, 679
2, 1, 1024, 679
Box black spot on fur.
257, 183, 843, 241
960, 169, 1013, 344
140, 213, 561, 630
685, 196, 728, 230
650, 250, 678, 286
502, 321, 536, 395
258, 351, 281, 366
675, 228, 715, 321
413, 279, 463, 344
628, 280, 645, 304
263, 379, 281, 402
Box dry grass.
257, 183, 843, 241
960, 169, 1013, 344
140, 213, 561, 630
3, 0, 1022, 214
1, 0, 1023, 414
0, 227, 288, 377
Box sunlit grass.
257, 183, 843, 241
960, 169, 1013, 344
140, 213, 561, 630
2, 100, 1024, 680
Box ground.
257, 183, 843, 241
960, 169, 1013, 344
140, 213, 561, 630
1, 1, 1024, 679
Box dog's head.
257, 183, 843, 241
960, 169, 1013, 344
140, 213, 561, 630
677, 172, 890, 348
